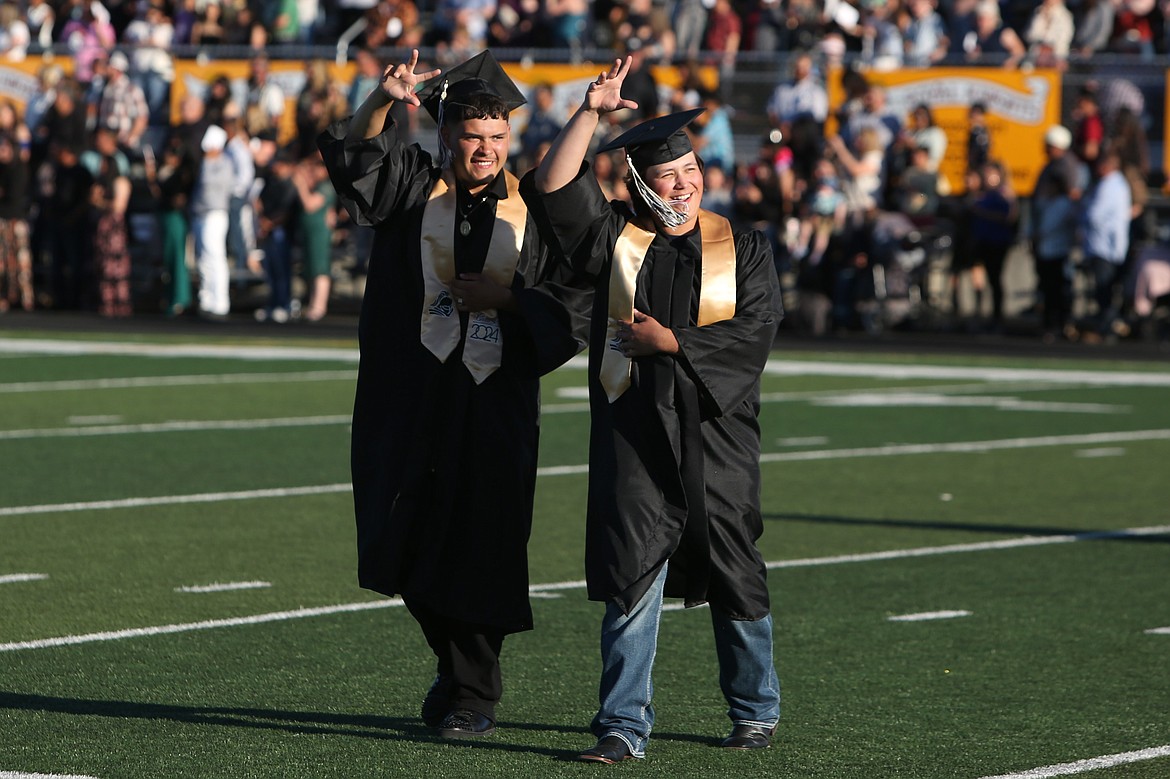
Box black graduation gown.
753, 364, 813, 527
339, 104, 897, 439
521, 165, 782, 620
318, 117, 580, 634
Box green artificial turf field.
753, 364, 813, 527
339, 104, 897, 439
1, 330, 1168, 779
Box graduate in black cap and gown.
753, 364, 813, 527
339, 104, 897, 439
318, 49, 582, 739
521, 57, 783, 763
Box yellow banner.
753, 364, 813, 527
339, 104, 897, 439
828, 66, 1062, 195
171, 58, 714, 148
1, 56, 715, 150
0, 57, 74, 116
1164, 71, 1169, 194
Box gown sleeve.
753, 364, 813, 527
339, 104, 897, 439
520, 162, 615, 282
673, 229, 782, 419
507, 220, 592, 377
516, 167, 601, 366
317, 114, 435, 228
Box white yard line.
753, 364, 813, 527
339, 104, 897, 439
977, 745, 1170, 778
0, 600, 399, 653
0, 338, 359, 363
777, 436, 831, 446
758, 429, 1170, 464
0, 574, 48, 584
176, 582, 272, 594
0, 370, 356, 394
1073, 448, 1127, 458
663, 602, 709, 612
0, 772, 103, 779
0, 484, 353, 518
5, 429, 1170, 518
765, 360, 1170, 387
0, 416, 352, 441
810, 393, 1125, 414
6, 337, 1170, 386
888, 610, 972, 622
766, 526, 1170, 571
1, 399, 1144, 441
66, 415, 123, 425
542, 402, 591, 414
2, 524, 1165, 655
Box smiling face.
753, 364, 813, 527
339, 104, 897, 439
641, 150, 704, 233
442, 116, 510, 194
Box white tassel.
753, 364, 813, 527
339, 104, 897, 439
626, 154, 688, 229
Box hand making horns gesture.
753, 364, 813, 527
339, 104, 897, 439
585, 57, 640, 115
380, 49, 442, 107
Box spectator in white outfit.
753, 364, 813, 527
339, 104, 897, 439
0, 4, 31, 61
1081, 150, 1131, 336
222, 103, 258, 277
1025, 0, 1076, 69
766, 53, 828, 130
191, 125, 234, 318
904, 0, 949, 67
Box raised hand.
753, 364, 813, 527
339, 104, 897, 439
535, 58, 639, 192
584, 57, 640, 115
380, 49, 442, 107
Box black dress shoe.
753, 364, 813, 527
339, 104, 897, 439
578, 735, 634, 764
720, 724, 774, 749
421, 674, 454, 727
438, 708, 495, 739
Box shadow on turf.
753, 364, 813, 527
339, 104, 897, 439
0, 692, 713, 758
764, 512, 1170, 543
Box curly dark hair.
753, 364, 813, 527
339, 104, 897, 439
443, 93, 511, 126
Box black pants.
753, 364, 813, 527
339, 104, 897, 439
1090, 255, 1126, 332
975, 240, 1010, 323
1035, 255, 1069, 331
405, 598, 505, 720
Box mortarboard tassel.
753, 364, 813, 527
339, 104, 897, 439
626, 154, 689, 229
436, 80, 452, 169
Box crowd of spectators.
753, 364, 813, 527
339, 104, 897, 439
475, 0, 1167, 69
0, 0, 1168, 340
736, 60, 1164, 342
0, 1, 1167, 76
0, 47, 347, 321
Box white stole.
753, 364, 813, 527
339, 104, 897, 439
419, 170, 528, 384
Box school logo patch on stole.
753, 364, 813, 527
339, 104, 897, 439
468, 312, 501, 344
608, 335, 624, 353
429, 290, 455, 318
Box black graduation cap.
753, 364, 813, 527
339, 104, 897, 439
417, 50, 527, 123
597, 108, 705, 172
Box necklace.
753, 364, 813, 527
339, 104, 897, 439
458, 194, 488, 237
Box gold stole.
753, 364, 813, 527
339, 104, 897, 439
419, 170, 528, 384
599, 210, 737, 402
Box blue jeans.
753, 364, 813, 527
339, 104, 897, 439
262, 226, 292, 313
132, 71, 171, 123
1091, 256, 1124, 333
228, 195, 256, 272
592, 563, 781, 757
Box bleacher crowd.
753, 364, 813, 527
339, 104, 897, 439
0, 0, 1167, 341
2, 0, 1168, 63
